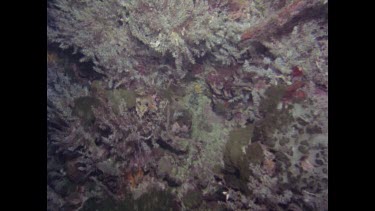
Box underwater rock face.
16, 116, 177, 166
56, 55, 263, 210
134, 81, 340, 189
47, 0, 328, 210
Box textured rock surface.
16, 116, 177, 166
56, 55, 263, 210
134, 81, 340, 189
47, 0, 328, 210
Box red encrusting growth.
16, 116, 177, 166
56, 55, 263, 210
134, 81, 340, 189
283, 80, 306, 102
291, 66, 303, 77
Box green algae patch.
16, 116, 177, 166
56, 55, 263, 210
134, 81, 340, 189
134, 189, 178, 211
212, 102, 227, 117
81, 197, 119, 211
72, 96, 100, 126
224, 173, 250, 194
223, 125, 254, 174
245, 142, 265, 165
259, 85, 286, 115
158, 83, 186, 102
223, 125, 268, 194
253, 85, 294, 147
229, 125, 254, 146
91, 80, 105, 94
182, 189, 203, 209
106, 89, 137, 113
158, 88, 174, 102
82, 189, 178, 211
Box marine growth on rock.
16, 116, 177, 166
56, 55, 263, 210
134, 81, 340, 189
47, 0, 328, 210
